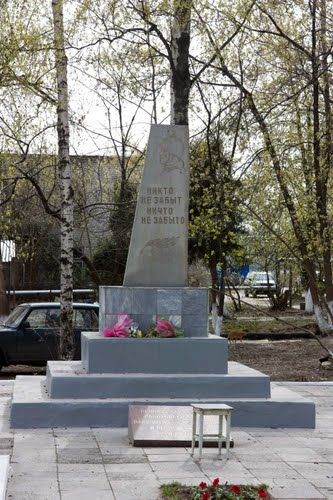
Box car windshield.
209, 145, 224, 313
3, 305, 29, 327
255, 273, 274, 281
246, 272, 275, 283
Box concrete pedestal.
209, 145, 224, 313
81, 333, 227, 373
10, 332, 316, 429
99, 286, 209, 338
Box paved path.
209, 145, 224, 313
1, 381, 333, 499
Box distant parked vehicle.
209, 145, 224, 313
0, 302, 99, 370
244, 272, 276, 298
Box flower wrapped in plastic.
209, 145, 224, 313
103, 312, 133, 338
146, 318, 184, 338
155, 318, 174, 337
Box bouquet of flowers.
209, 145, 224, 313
103, 312, 134, 338
146, 318, 184, 338
103, 315, 184, 338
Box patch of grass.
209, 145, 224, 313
232, 307, 272, 318
222, 319, 316, 335
160, 481, 192, 499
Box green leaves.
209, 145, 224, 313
189, 129, 244, 271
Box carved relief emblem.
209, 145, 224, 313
140, 236, 179, 255
159, 131, 185, 173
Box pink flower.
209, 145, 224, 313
199, 482, 208, 490
212, 478, 220, 487
155, 318, 174, 337
202, 493, 210, 500
104, 313, 133, 338
104, 326, 128, 337
231, 485, 241, 494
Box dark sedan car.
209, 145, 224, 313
0, 302, 99, 370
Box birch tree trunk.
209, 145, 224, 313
52, 0, 74, 359
170, 0, 192, 125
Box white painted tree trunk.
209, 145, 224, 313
305, 288, 314, 314
212, 302, 217, 333
314, 304, 333, 336
211, 302, 224, 336
327, 300, 333, 323
52, 0, 74, 359
215, 315, 223, 336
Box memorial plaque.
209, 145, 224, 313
123, 124, 189, 287
128, 405, 233, 448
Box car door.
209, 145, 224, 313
16, 308, 59, 362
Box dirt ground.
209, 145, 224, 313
229, 338, 333, 382
224, 295, 333, 381
0, 365, 46, 379
0, 338, 332, 382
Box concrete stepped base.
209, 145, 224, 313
46, 361, 271, 399
10, 376, 315, 429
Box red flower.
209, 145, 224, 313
202, 493, 210, 500
212, 478, 220, 487
231, 485, 241, 494
199, 482, 208, 490
258, 489, 268, 498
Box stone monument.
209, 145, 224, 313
124, 125, 189, 287
100, 124, 209, 338
9, 124, 315, 430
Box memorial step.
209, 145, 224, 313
46, 361, 271, 399
10, 376, 315, 429
81, 333, 228, 374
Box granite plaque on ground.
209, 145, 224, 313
123, 124, 189, 287
128, 405, 233, 447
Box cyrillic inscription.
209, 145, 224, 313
140, 186, 185, 225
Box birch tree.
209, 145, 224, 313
52, 0, 74, 359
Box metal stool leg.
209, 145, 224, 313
198, 413, 204, 459
218, 414, 223, 459
226, 412, 231, 459
191, 411, 196, 456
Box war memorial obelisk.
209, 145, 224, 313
10, 124, 315, 429
99, 124, 209, 336
124, 125, 189, 287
